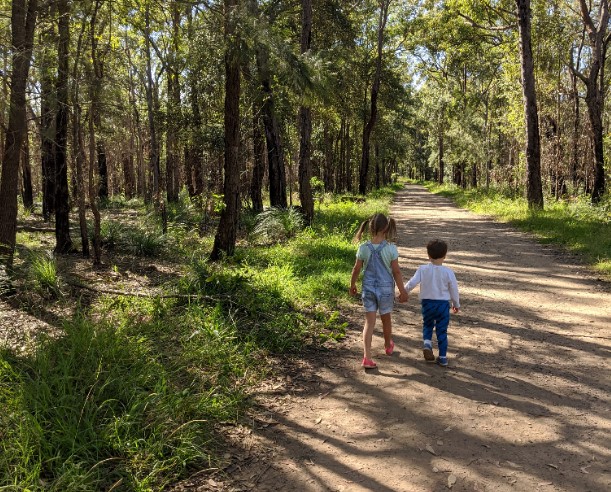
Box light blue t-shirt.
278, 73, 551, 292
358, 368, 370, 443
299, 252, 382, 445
356, 241, 399, 276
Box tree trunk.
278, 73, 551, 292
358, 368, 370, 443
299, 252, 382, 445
73, 105, 89, 257
570, 57, 580, 191
250, 111, 265, 213
40, 3, 56, 221
0, 0, 38, 270
54, 0, 73, 254
185, 8, 204, 198
323, 123, 333, 191
576, 0, 608, 203
165, 0, 181, 203
515, 0, 543, 208
144, 5, 164, 226
257, 48, 287, 208
211, 0, 241, 260
359, 0, 390, 195
297, 0, 314, 223
345, 122, 352, 192
20, 132, 33, 209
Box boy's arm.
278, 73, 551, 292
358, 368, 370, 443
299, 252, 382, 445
350, 259, 363, 296
390, 259, 408, 302
404, 267, 421, 292
448, 269, 460, 312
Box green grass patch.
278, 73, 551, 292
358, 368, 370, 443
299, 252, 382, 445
2, 184, 400, 490
426, 183, 611, 279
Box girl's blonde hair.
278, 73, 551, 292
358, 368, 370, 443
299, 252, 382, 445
353, 213, 397, 243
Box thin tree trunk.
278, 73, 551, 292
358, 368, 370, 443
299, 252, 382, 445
298, 0, 314, 223
40, 2, 55, 221
359, 0, 390, 195
515, 0, 543, 208
576, 0, 608, 203
251, 110, 265, 213
73, 105, 89, 257
257, 48, 287, 208
211, 0, 241, 260
0, 0, 38, 271
570, 54, 581, 191
165, 0, 181, 203
20, 132, 33, 209
323, 123, 333, 191
144, 5, 165, 230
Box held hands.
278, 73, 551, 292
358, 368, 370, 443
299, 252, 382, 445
397, 291, 408, 303
452, 306, 460, 314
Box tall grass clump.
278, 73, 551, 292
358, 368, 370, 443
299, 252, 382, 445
29, 252, 61, 298
427, 183, 611, 278
0, 303, 257, 490
252, 206, 305, 243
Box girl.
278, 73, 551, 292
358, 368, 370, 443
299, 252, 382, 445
350, 213, 409, 369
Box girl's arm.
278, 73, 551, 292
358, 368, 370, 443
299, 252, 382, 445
350, 259, 363, 296
391, 259, 409, 302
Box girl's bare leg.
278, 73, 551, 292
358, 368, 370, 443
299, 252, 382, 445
381, 312, 392, 350
362, 311, 377, 360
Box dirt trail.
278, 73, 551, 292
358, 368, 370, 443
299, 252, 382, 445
190, 184, 611, 492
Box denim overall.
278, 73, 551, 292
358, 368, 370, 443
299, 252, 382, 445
362, 241, 395, 315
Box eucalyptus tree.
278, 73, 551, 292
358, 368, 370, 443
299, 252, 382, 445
38, 2, 56, 221
0, 0, 38, 273
53, 0, 73, 253
161, 0, 183, 203
249, 0, 287, 209
571, 0, 609, 203
359, 0, 391, 194
298, 0, 314, 224
514, 0, 543, 207
211, 0, 242, 260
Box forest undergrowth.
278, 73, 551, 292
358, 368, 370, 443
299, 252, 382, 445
427, 182, 611, 279
0, 186, 398, 491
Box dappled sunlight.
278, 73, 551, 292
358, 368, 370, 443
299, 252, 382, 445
227, 184, 611, 491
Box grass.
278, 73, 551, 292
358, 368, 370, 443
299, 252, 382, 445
426, 183, 611, 278
0, 184, 399, 490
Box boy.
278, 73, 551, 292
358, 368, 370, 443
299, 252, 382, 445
404, 239, 460, 367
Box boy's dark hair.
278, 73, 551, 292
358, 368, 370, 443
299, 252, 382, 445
427, 239, 447, 259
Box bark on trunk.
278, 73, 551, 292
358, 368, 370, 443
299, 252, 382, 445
297, 0, 314, 224
40, 4, 56, 221
0, 0, 38, 269
515, 0, 543, 208
165, 0, 181, 203
73, 105, 89, 257
211, 0, 241, 260
576, 0, 608, 203
53, 0, 73, 254
250, 111, 265, 213
20, 133, 33, 209
359, 0, 390, 195
145, 5, 162, 210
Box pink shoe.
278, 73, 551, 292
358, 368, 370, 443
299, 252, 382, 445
385, 340, 395, 356
362, 357, 377, 369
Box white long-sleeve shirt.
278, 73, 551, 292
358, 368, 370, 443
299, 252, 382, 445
405, 263, 460, 308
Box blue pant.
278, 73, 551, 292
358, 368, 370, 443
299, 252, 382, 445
421, 299, 450, 357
